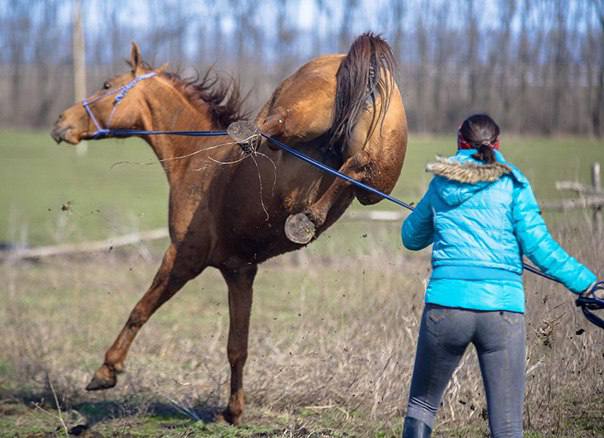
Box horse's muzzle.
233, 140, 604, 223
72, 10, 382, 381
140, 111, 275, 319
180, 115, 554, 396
50, 125, 66, 144
51, 119, 80, 145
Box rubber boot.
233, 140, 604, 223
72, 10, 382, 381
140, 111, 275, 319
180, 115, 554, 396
402, 417, 432, 438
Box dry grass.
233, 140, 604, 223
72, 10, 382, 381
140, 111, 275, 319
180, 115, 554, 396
0, 220, 603, 437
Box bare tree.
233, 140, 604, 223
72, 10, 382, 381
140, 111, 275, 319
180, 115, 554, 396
591, 0, 604, 137
492, 0, 517, 128
413, 0, 430, 132
0, 0, 601, 135
73, 0, 86, 103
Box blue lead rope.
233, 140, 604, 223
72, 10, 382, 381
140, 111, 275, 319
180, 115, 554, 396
92, 129, 228, 139
263, 134, 415, 211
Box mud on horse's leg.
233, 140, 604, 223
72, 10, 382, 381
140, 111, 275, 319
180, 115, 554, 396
218, 264, 257, 426
86, 244, 200, 391
285, 151, 371, 244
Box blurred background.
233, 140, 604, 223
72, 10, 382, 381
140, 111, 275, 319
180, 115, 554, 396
1, 0, 604, 135
1, 2, 603, 436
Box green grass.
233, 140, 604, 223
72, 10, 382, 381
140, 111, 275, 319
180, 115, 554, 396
1, 130, 603, 245
1, 131, 167, 245
0, 391, 600, 437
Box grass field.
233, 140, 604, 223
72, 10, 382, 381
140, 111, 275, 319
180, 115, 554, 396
1, 130, 603, 246
1, 131, 603, 437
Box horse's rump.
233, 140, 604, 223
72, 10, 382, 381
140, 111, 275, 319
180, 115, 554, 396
256, 33, 400, 162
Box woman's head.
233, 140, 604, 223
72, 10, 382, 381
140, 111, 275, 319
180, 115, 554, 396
457, 114, 500, 164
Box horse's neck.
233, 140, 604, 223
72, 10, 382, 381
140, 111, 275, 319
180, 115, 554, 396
140, 85, 225, 182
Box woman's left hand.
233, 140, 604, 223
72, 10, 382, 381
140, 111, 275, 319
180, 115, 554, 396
581, 280, 604, 300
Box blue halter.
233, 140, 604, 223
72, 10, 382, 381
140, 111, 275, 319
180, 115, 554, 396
81, 71, 158, 138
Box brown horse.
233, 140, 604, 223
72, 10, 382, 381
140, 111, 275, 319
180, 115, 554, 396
51, 33, 407, 424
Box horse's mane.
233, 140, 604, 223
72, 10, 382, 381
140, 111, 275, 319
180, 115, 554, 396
161, 68, 249, 128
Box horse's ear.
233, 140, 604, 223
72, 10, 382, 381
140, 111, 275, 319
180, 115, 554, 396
129, 42, 143, 74
157, 63, 169, 73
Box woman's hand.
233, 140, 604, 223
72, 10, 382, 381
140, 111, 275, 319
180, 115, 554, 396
581, 280, 604, 300
577, 280, 604, 330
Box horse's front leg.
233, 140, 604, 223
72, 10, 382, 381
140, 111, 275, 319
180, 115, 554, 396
284, 151, 371, 244
86, 243, 204, 390
218, 264, 257, 426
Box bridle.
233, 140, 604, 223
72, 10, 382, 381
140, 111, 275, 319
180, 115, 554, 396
81, 71, 158, 138
80, 71, 227, 140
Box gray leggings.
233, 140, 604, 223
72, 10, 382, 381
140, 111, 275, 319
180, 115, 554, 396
406, 304, 526, 438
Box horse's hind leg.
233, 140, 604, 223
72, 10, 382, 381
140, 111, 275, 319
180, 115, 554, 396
218, 264, 257, 425
87, 244, 204, 390
285, 100, 406, 244
284, 151, 371, 244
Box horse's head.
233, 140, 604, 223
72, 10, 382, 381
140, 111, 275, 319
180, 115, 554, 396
51, 43, 159, 144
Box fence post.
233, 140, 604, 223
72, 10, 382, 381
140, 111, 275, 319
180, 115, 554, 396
73, 0, 88, 156
592, 162, 602, 234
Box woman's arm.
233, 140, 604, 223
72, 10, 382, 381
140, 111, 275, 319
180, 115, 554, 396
512, 182, 596, 293
401, 181, 435, 251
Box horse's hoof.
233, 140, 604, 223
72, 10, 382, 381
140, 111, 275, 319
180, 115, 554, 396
285, 213, 316, 244
86, 365, 117, 391
217, 408, 241, 426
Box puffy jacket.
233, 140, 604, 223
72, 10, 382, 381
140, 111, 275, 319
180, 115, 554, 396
401, 149, 596, 313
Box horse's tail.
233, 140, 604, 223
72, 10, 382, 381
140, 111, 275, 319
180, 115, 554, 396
327, 32, 397, 158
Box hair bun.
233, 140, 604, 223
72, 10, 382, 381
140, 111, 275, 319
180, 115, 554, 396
472, 143, 496, 164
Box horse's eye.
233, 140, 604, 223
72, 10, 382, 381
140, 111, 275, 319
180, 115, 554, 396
103, 81, 111, 90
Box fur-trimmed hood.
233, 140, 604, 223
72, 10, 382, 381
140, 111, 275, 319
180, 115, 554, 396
426, 156, 512, 184
424, 149, 524, 206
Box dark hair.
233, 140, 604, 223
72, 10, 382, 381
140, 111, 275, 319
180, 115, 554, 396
459, 114, 500, 164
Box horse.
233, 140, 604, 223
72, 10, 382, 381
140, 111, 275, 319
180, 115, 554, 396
50, 32, 407, 425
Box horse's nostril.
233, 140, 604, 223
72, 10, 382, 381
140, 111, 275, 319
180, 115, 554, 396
58, 113, 65, 122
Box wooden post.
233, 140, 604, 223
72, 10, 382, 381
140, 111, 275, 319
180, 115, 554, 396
73, 0, 88, 156
593, 162, 602, 234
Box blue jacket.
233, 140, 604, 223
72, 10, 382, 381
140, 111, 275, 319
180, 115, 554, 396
401, 149, 596, 313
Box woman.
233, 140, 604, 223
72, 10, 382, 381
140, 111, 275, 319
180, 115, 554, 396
400, 114, 598, 438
